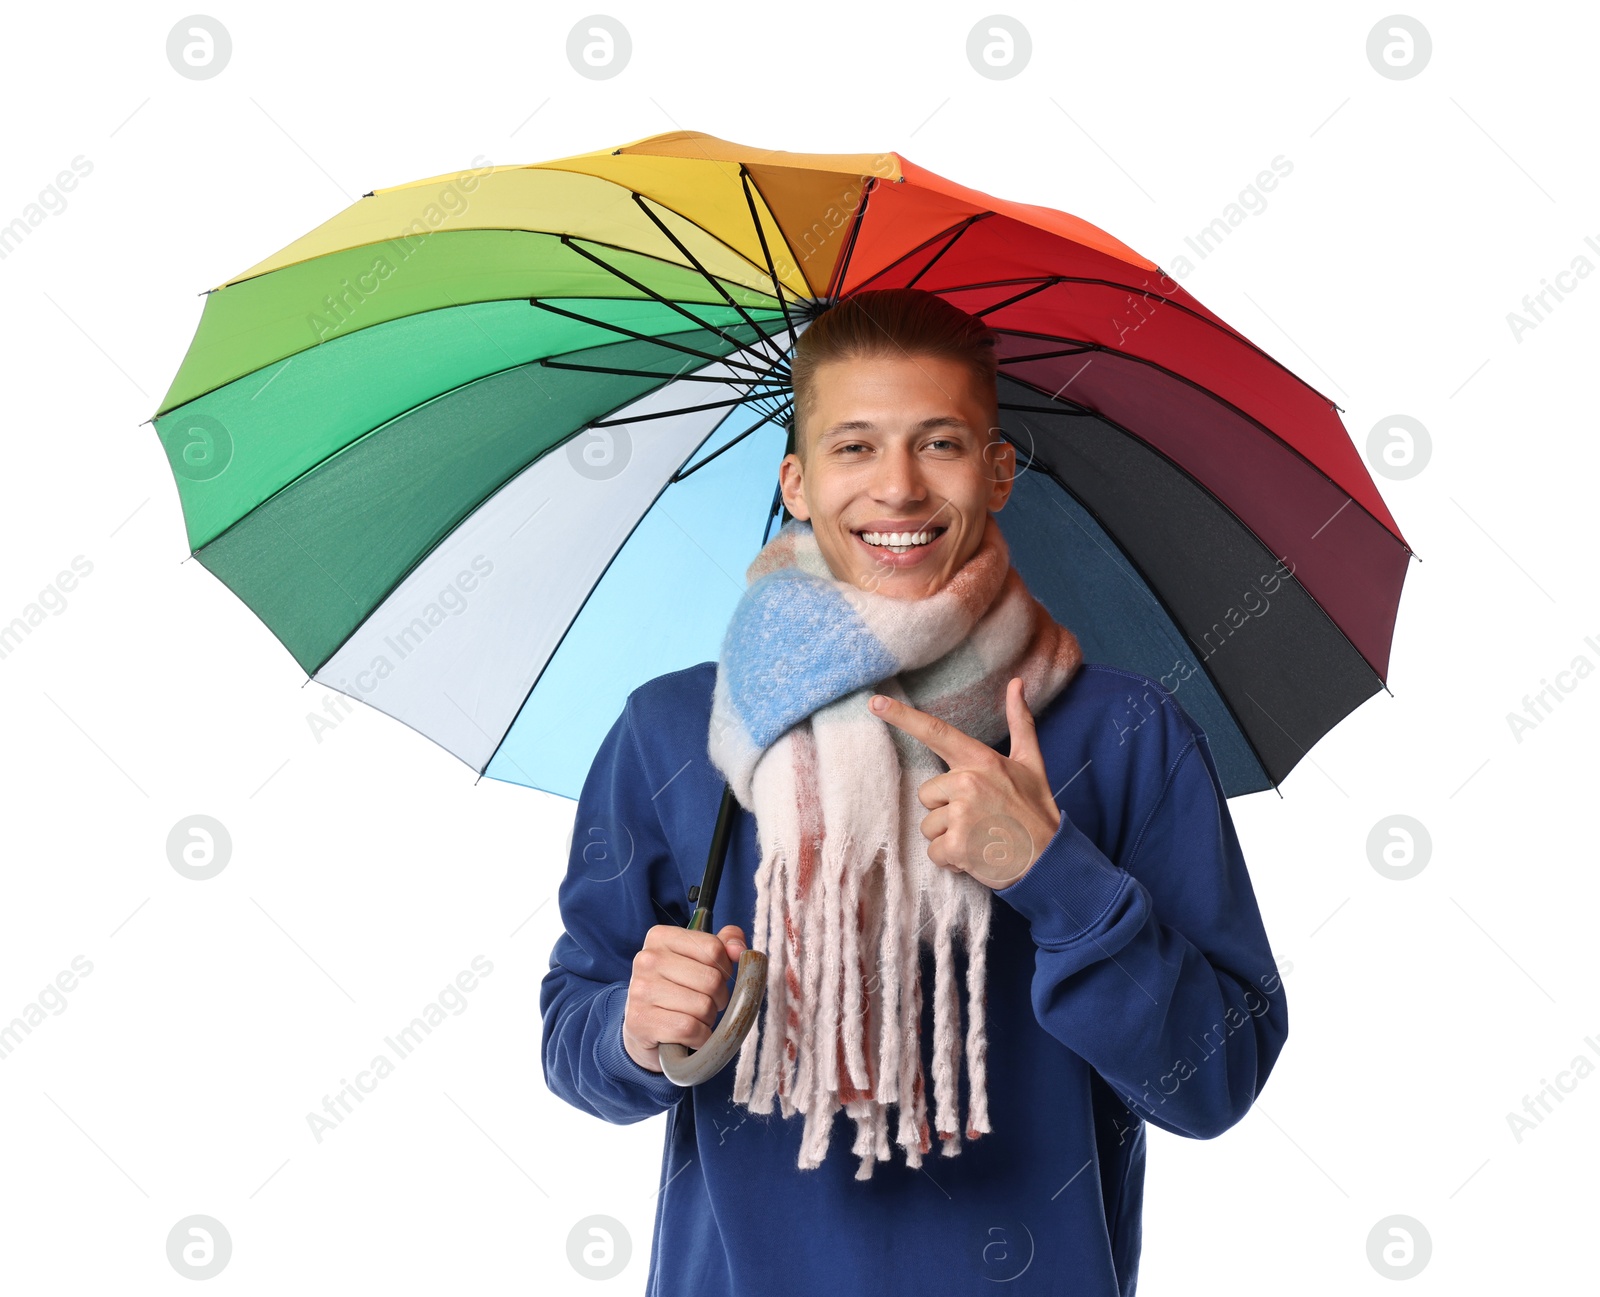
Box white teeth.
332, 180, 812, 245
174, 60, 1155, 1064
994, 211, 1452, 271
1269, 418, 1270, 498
860, 529, 940, 547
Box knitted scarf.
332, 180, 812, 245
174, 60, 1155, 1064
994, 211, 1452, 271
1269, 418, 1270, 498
707, 513, 1083, 1180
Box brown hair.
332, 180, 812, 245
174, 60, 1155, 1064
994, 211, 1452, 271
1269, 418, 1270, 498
786, 288, 999, 463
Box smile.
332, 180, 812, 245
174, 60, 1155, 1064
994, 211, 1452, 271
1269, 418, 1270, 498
852, 525, 948, 557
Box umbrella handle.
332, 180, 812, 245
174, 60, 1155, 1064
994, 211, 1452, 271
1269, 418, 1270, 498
658, 948, 768, 1086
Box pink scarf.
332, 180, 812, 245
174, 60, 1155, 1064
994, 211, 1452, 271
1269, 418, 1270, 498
708, 514, 1083, 1178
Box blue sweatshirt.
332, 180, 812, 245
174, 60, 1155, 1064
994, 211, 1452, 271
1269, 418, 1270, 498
541, 660, 1288, 1296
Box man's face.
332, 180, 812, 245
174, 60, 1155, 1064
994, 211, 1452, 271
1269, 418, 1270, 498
778, 351, 1014, 600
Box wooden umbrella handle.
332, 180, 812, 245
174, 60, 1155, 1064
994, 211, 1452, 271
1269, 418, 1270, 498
657, 948, 768, 1086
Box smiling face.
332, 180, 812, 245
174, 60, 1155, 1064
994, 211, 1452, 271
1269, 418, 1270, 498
779, 351, 1015, 600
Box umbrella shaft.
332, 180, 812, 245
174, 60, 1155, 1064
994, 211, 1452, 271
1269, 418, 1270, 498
686, 782, 741, 932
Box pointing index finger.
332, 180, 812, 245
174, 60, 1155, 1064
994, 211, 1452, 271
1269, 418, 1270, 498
869, 692, 989, 767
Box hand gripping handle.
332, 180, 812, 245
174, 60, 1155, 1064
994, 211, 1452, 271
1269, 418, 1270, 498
658, 781, 766, 1086
657, 947, 768, 1087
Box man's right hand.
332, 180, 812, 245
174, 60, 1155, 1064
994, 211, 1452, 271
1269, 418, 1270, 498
622, 923, 749, 1074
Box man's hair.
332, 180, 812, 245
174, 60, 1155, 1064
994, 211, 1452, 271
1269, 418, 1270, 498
786, 288, 999, 463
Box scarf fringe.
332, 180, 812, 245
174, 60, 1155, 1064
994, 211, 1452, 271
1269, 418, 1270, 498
733, 781, 992, 1178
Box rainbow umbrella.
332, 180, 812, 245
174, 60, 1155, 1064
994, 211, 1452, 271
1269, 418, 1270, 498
152, 130, 1413, 805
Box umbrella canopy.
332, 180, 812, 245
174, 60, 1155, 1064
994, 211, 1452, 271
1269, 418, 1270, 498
152, 130, 1411, 801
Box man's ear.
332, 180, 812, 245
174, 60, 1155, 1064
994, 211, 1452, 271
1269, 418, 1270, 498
985, 430, 1016, 511
778, 454, 810, 521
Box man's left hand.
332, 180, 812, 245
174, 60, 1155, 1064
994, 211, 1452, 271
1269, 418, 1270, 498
869, 677, 1061, 890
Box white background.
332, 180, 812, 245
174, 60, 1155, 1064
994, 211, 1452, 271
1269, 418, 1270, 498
1, 1, 1594, 1291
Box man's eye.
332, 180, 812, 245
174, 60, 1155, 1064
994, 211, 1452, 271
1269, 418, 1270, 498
836, 439, 960, 454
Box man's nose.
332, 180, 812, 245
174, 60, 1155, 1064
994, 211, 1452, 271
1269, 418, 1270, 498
871, 443, 925, 500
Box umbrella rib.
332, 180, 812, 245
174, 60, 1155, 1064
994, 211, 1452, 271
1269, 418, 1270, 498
904, 214, 993, 291
629, 191, 791, 368
526, 299, 774, 378
966, 278, 1061, 316
763, 473, 788, 543
589, 393, 771, 427
538, 357, 789, 389
998, 346, 1096, 364
999, 400, 1099, 418
669, 398, 793, 483
547, 353, 790, 432
558, 234, 774, 355
823, 174, 881, 301
847, 213, 995, 296
738, 166, 800, 336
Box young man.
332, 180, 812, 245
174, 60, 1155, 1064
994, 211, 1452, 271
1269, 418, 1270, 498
541, 289, 1288, 1295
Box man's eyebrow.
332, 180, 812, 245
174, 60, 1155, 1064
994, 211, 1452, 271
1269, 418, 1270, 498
820, 416, 972, 437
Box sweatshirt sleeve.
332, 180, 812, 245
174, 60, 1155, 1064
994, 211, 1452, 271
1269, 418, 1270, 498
993, 731, 1288, 1140
539, 697, 689, 1124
